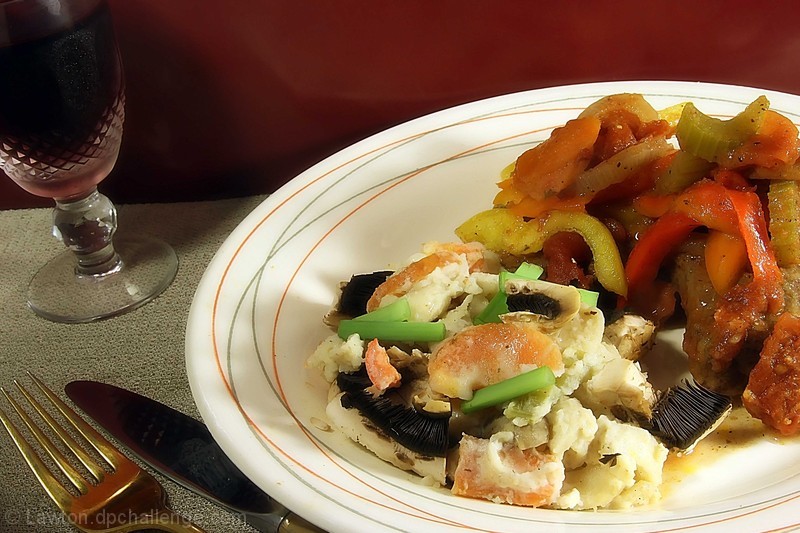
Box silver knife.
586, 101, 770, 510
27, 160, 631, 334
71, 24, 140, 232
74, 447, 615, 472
64, 380, 324, 533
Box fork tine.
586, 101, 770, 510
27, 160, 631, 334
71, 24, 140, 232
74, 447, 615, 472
27, 372, 125, 470
0, 403, 75, 512
1, 386, 91, 493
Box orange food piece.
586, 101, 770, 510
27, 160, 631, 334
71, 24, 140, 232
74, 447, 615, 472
632, 193, 676, 218
428, 322, 563, 400
743, 313, 800, 435
727, 110, 800, 169
670, 180, 739, 234
366, 246, 484, 312
364, 338, 401, 391
507, 195, 588, 219
704, 230, 748, 295
452, 434, 560, 507
511, 117, 601, 200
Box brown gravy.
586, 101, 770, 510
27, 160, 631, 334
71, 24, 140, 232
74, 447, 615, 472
662, 406, 779, 493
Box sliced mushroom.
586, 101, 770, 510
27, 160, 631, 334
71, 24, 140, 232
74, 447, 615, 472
501, 278, 582, 329
325, 271, 394, 326
326, 391, 447, 484
327, 367, 451, 484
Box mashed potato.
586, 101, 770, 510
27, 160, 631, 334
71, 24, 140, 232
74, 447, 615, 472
309, 243, 667, 510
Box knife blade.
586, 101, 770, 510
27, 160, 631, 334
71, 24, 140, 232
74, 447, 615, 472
65, 380, 324, 533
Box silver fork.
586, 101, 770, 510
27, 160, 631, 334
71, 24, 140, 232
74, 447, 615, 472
0, 373, 206, 532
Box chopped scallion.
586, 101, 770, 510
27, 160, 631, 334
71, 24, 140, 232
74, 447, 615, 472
353, 298, 411, 322
338, 320, 446, 342
499, 262, 544, 287
476, 262, 544, 324
577, 288, 599, 307
474, 291, 508, 324
461, 366, 555, 414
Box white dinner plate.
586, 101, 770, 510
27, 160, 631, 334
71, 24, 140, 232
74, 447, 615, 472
186, 80, 800, 532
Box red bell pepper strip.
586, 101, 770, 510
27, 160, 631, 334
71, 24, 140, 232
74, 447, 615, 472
625, 180, 783, 308
726, 188, 784, 312
625, 211, 700, 299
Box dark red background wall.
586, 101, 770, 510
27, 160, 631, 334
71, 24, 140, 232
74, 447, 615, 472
4, 0, 800, 209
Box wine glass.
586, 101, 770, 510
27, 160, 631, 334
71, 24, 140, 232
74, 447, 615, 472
0, 0, 178, 323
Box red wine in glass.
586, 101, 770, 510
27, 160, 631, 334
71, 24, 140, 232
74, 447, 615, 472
0, 0, 177, 322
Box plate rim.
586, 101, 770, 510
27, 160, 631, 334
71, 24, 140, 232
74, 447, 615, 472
185, 79, 800, 532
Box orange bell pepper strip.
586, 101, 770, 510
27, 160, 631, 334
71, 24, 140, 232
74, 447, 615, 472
669, 181, 739, 234
704, 230, 748, 295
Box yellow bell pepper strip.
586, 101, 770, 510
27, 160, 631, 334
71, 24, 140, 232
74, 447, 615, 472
767, 180, 800, 267
676, 95, 769, 163
455, 208, 547, 257
543, 212, 627, 297
704, 230, 748, 295
456, 208, 628, 297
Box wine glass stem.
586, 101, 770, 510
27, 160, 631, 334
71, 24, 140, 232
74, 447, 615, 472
53, 188, 122, 277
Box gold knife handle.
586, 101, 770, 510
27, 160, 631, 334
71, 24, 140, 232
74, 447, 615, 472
278, 511, 326, 533
242, 505, 325, 533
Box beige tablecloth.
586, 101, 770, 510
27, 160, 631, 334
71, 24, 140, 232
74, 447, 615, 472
0, 195, 277, 532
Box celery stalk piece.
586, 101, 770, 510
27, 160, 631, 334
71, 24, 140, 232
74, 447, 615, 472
653, 151, 714, 195
767, 180, 800, 267
461, 366, 556, 414
338, 320, 446, 342
676, 95, 769, 163
353, 298, 411, 322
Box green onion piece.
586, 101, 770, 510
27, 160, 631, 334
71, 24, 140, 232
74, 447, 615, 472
353, 298, 411, 322
499, 262, 544, 287
461, 366, 556, 414
338, 320, 446, 342
478, 262, 544, 325
474, 291, 508, 325
577, 288, 599, 307
676, 95, 769, 163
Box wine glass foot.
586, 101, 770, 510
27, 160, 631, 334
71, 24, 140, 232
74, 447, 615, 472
26, 235, 178, 323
